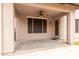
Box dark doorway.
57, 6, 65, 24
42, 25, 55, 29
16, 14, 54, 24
55, 20, 59, 36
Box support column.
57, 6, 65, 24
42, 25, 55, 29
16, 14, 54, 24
2, 3, 14, 55
67, 11, 75, 44
0, 3, 2, 56
59, 15, 67, 43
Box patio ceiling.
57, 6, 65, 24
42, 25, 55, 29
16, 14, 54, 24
61, 3, 79, 8
14, 4, 62, 17
14, 3, 79, 17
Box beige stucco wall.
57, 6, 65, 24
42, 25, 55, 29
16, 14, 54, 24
15, 6, 79, 44
15, 12, 68, 42
74, 10, 79, 41
16, 14, 55, 41
59, 15, 67, 42
59, 10, 79, 43
0, 3, 2, 55
2, 3, 14, 54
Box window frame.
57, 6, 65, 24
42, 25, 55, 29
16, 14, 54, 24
27, 16, 47, 33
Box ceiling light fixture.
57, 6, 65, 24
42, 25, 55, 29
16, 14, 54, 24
39, 10, 44, 16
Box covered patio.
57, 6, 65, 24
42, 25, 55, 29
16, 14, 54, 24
13, 3, 75, 55
0, 3, 79, 55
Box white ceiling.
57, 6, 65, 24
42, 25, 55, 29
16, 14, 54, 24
14, 4, 62, 17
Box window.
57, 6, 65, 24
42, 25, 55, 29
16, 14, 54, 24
28, 18, 47, 33
75, 19, 79, 33
55, 20, 59, 36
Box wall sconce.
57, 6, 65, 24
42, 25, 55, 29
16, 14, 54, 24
49, 22, 51, 24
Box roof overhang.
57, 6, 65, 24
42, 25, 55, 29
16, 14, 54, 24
59, 3, 79, 9
15, 3, 79, 12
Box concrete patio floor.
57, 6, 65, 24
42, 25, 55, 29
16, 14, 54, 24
14, 39, 70, 56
